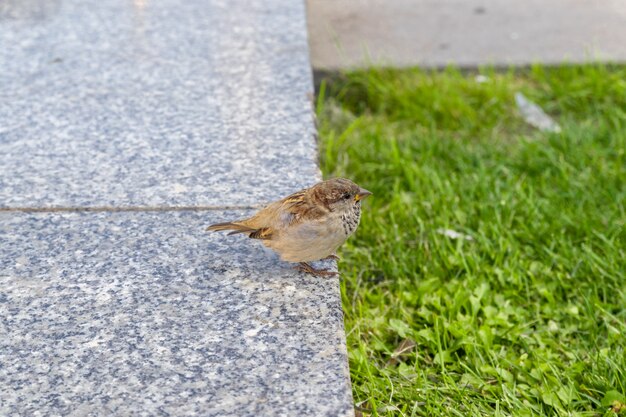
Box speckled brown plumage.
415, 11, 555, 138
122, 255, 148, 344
207, 178, 371, 276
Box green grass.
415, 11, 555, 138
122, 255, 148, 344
316, 65, 626, 417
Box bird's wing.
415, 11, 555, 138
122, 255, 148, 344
280, 188, 327, 223
242, 187, 326, 237
248, 227, 273, 240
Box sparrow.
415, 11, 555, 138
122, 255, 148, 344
206, 178, 371, 276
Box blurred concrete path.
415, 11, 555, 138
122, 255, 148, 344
307, 0, 626, 69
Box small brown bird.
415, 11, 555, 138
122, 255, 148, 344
206, 178, 371, 276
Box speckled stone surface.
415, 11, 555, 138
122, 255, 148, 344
0, 0, 319, 208
0, 211, 353, 416
0, 0, 355, 415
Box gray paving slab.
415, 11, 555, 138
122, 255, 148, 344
1, 0, 355, 415
0, 210, 353, 417
307, 0, 626, 69
0, 0, 318, 208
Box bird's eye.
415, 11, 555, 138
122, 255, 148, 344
342, 192, 351, 200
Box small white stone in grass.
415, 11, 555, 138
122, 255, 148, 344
515, 92, 562, 133
474, 74, 490, 83
436, 228, 474, 241
548, 320, 559, 332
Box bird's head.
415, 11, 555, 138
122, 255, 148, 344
312, 178, 372, 212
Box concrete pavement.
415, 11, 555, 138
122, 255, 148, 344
307, 0, 626, 69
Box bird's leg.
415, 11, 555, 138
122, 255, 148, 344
295, 262, 339, 277
320, 254, 340, 261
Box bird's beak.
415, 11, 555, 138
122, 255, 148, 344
354, 188, 372, 202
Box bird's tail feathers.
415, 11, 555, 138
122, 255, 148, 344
206, 222, 256, 236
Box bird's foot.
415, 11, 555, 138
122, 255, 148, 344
320, 254, 340, 261
295, 262, 339, 277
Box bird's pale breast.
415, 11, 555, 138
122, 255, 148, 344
265, 202, 362, 262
